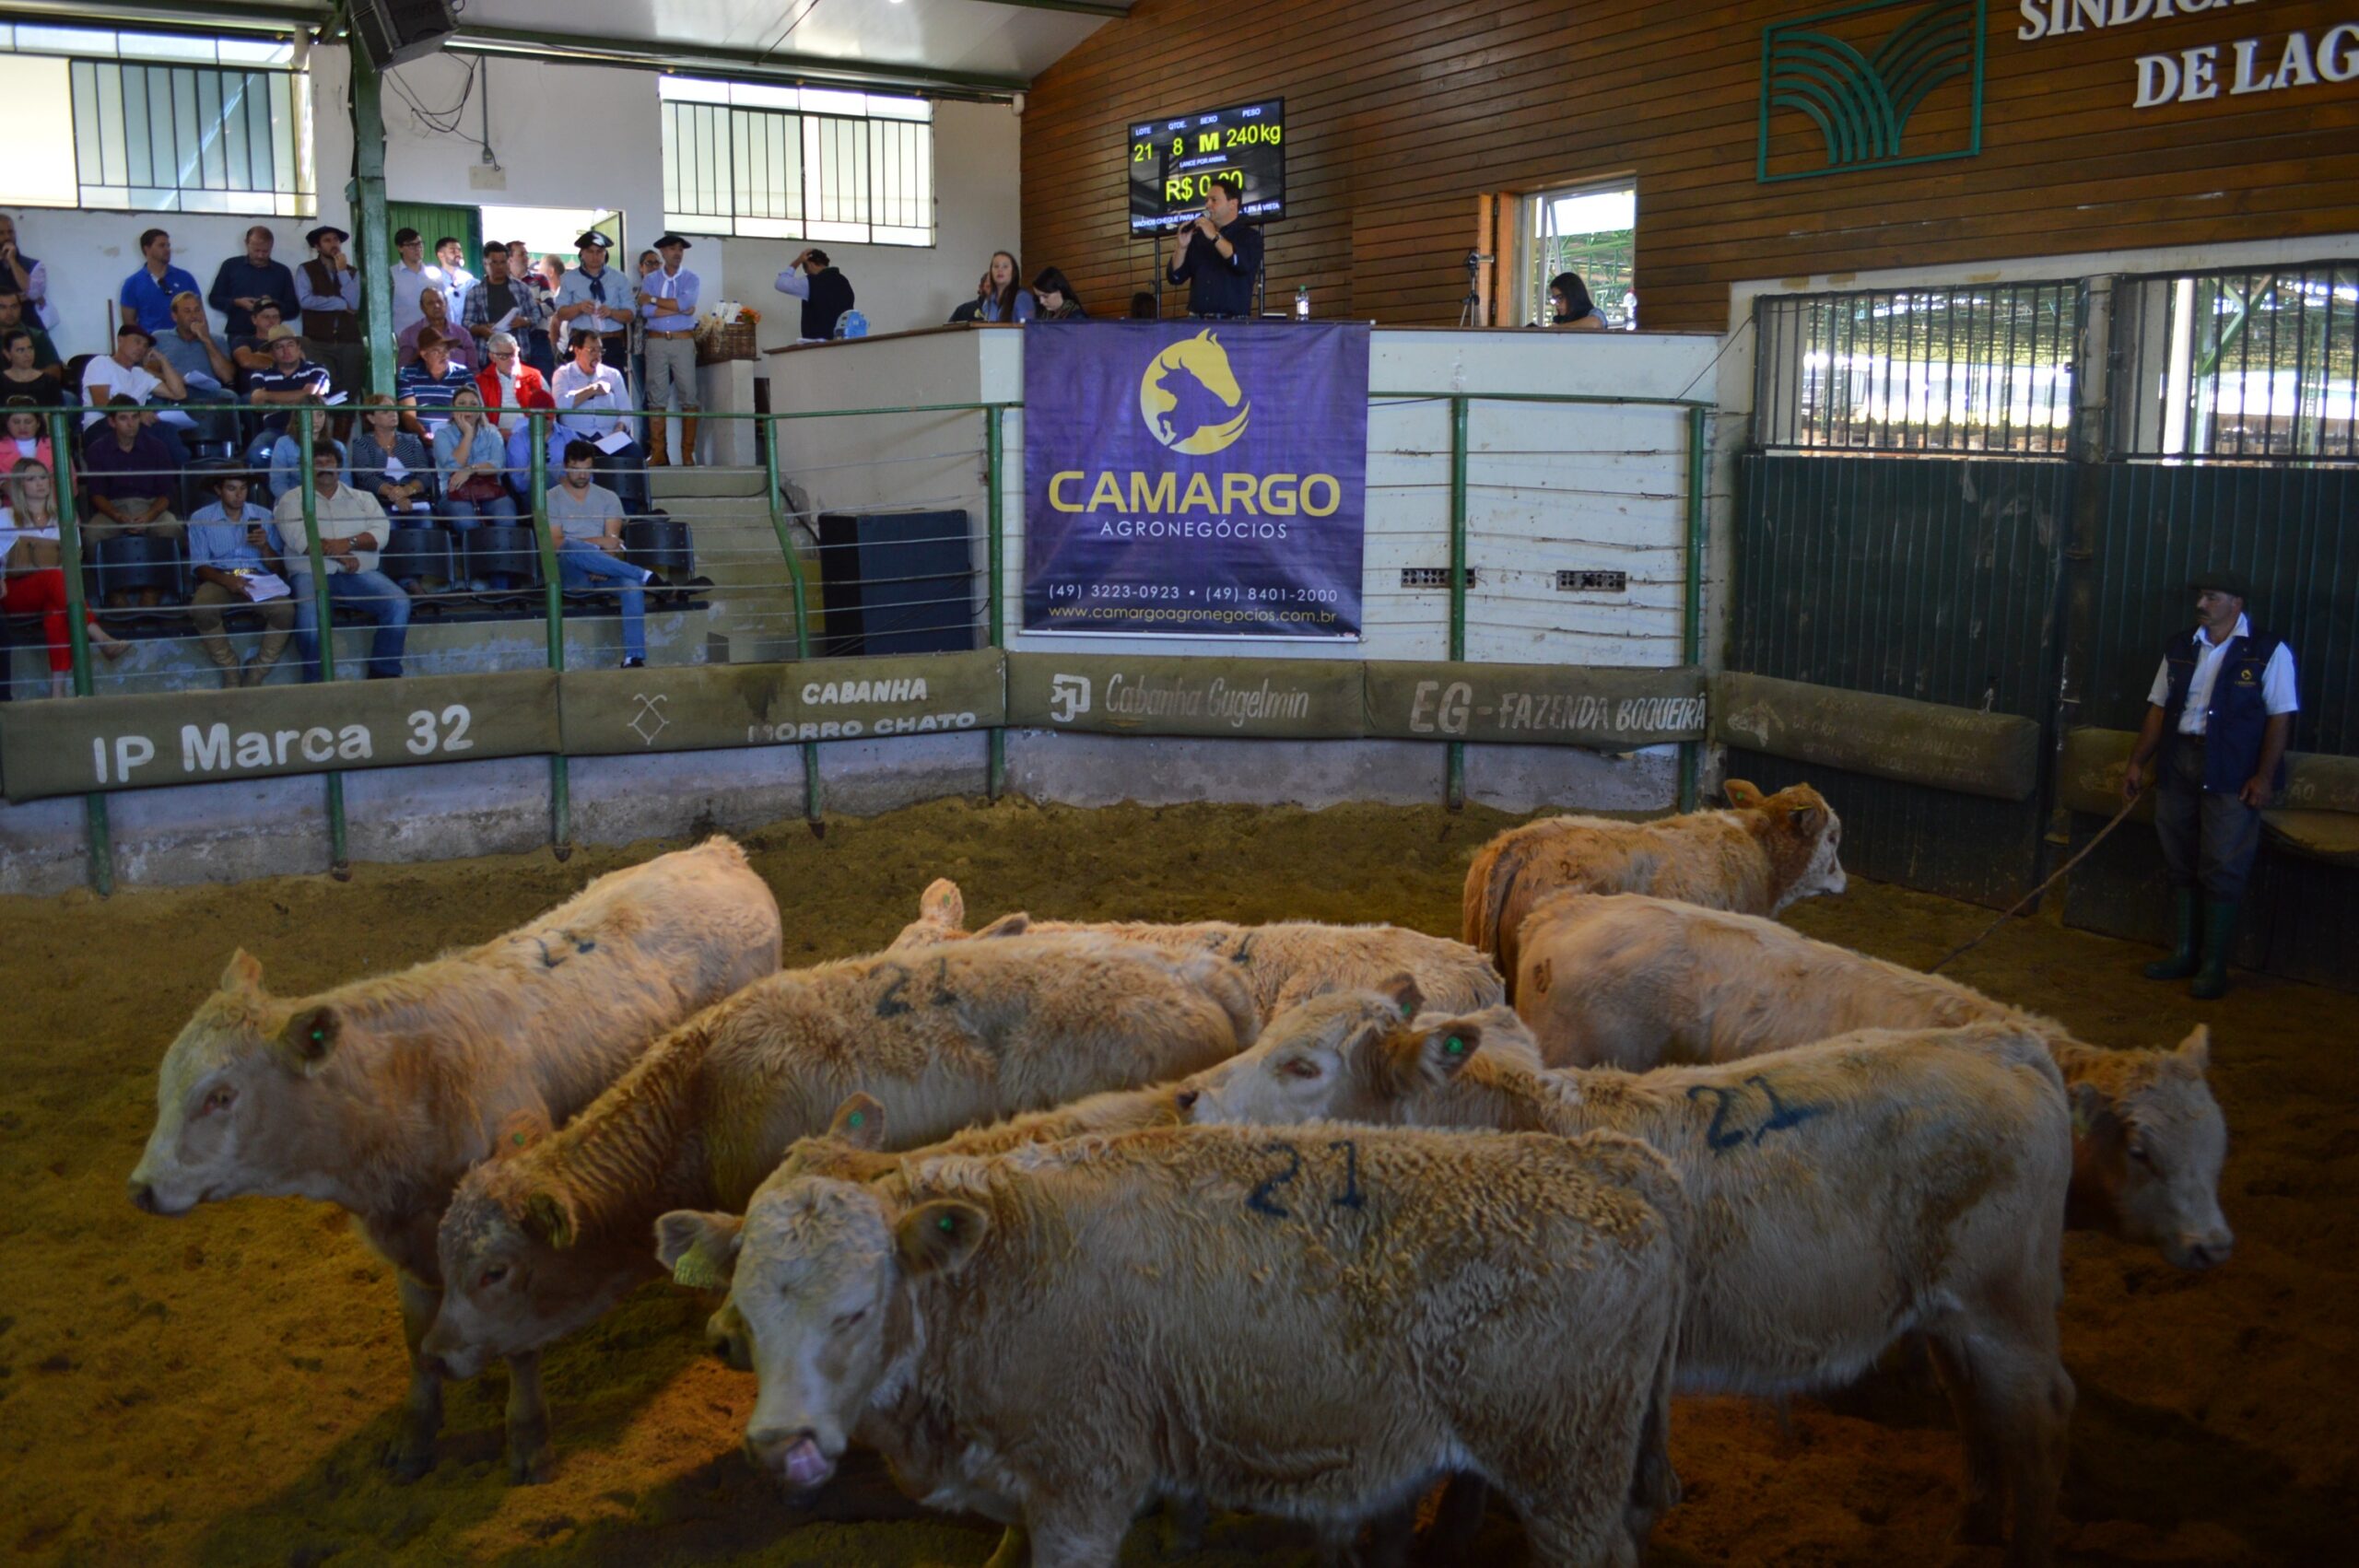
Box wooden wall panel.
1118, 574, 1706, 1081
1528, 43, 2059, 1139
1020, 0, 2359, 332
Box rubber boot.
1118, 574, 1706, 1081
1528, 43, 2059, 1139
2190, 898, 2240, 1000
2142, 889, 2201, 980
679, 415, 700, 466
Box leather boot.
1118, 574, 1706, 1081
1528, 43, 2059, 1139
2142, 888, 2201, 981
679, 415, 699, 466
2190, 898, 2241, 1000
645, 425, 670, 467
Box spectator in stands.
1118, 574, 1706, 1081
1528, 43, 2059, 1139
511, 241, 558, 375
266, 403, 343, 502
433, 387, 515, 533
948, 271, 991, 325
474, 330, 547, 433
298, 225, 365, 396
550, 332, 646, 512
396, 330, 476, 439
397, 287, 475, 371
548, 440, 656, 669
156, 291, 241, 449
275, 438, 409, 681
1548, 272, 1606, 332
1165, 174, 1262, 320
80, 399, 185, 606
390, 228, 445, 340
347, 394, 435, 526
185, 470, 292, 688
2, 332, 55, 404
2, 402, 51, 474
80, 324, 189, 437
3, 460, 130, 695
230, 298, 288, 390
637, 232, 700, 469
0, 212, 59, 331
554, 230, 631, 370
775, 248, 854, 343
980, 252, 1033, 322
1032, 268, 1086, 322
207, 226, 301, 340
464, 243, 546, 367
246, 325, 334, 447
0, 291, 62, 379
501, 384, 557, 500
119, 228, 202, 337
1130, 291, 1159, 320
434, 237, 475, 322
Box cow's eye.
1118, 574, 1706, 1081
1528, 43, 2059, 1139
201, 1086, 236, 1115
1280, 1058, 1322, 1080
830, 1306, 869, 1330
2128, 1141, 2155, 1167
479, 1265, 510, 1289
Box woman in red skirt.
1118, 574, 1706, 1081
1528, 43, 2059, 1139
3, 460, 129, 696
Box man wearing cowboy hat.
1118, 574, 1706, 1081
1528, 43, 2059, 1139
636, 232, 700, 467
295, 223, 365, 397
2121, 569, 2300, 999
553, 228, 633, 372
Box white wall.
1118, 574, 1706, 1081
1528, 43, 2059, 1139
9, 46, 1021, 361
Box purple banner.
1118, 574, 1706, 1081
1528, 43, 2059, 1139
1023, 321, 1368, 638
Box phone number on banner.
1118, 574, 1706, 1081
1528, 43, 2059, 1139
1043, 583, 1342, 605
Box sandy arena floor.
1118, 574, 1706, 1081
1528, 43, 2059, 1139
1, 796, 2351, 1566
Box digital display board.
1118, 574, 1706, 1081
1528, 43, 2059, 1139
1128, 99, 1285, 236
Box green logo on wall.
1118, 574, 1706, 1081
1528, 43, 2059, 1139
1758, 0, 1984, 182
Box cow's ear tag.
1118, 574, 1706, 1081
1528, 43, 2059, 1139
937, 1214, 957, 1234
849, 1111, 865, 1129
1444, 1035, 1466, 1058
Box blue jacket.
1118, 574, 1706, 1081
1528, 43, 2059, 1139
2159, 625, 2287, 794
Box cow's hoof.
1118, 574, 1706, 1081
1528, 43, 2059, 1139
381, 1437, 435, 1483
509, 1444, 555, 1486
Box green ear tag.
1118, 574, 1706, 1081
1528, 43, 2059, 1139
937, 1215, 956, 1234
1444, 1036, 1465, 1056
511, 1131, 527, 1148
848, 1112, 865, 1129
311, 1026, 326, 1043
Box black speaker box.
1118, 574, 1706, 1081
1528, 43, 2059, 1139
350, 0, 458, 70
814, 510, 975, 657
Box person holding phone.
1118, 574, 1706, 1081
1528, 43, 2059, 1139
1165, 173, 1262, 320
185, 470, 294, 686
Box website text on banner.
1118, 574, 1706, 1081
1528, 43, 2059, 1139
1022, 321, 1371, 638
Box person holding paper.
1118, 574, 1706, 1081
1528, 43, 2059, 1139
636, 233, 701, 469
464, 243, 547, 360
186, 470, 295, 687
548, 332, 646, 514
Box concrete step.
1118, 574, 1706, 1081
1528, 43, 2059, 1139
651, 464, 767, 502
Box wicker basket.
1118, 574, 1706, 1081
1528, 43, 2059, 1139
697, 321, 757, 365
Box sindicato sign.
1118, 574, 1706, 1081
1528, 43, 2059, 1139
2014, 1, 2359, 108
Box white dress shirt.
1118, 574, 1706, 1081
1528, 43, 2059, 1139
2147, 614, 2299, 735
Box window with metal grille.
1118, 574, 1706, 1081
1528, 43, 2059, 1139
0, 25, 312, 216
1753, 283, 2081, 456
661, 77, 933, 246
2109, 263, 2358, 463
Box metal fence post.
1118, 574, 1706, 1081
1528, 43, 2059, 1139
48, 410, 111, 895
760, 414, 822, 825
1446, 394, 1469, 812
530, 414, 571, 858
1680, 404, 1706, 813
293, 432, 351, 876
984, 403, 1006, 801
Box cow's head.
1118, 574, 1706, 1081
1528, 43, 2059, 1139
1179, 976, 1485, 1126
886, 878, 971, 950
2070, 1026, 2233, 1270
678, 1158, 981, 1497
130, 951, 360, 1215
422, 1133, 638, 1380
1728, 779, 1847, 909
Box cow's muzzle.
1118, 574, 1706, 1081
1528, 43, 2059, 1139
745, 1427, 834, 1494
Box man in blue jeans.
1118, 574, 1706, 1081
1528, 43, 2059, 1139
547, 439, 654, 668
271, 439, 412, 680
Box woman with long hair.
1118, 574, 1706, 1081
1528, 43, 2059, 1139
1032, 266, 1086, 322
1548, 272, 1606, 331
434, 385, 517, 533
1, 460, 129, 696
980, 251, 1033, 322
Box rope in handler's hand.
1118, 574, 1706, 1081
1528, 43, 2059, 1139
1926, 783, 2146, 976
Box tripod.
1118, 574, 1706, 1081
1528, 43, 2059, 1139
1458, 250, 1493, 327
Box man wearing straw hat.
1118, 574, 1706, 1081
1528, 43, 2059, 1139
636, 232, 701, 468
2121, 569, 2299, 1000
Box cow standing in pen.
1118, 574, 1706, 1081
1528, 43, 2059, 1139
126, 838, 783, 1482
1461, 780, 1846, 996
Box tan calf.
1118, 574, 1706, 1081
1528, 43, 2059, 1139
1516, 893, 2233, 1270
1184, 991, 2075, 1567
892, 876, 1503, 1018
421, 934, 1256, 1467
660, 1115, 1688, 1568
126, 837, 782, 1482
1461, 780, 1845, 996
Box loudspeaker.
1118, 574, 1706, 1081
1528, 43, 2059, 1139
349, 0, 458, 70
814, 510, 975, 657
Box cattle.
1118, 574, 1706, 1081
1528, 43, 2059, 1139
421, 934, 1257, 1469
1513, 893, 2233, 1270
891, 875, 1503, 1019
1461, 780, 1845, 997
1183, 989, 2075, 1567
126, 837, 783, 1483
658, 1109, 1689, 1568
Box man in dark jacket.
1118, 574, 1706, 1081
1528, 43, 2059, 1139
774, 248, 854, 342
2121, 569, 2300, 999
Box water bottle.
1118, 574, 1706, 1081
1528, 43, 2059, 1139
1294, 286, 1309, 322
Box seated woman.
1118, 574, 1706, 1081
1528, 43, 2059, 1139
1, 460, 129, 696
1031, 267, 1086, 321
1548, 271, 1607, 331
980, 252, 1033, 322
1, 402, 53, 480
264, 402, 344, 506
433, 387, 516, 533
346, 394, 436, 526
2, 328, 57, 403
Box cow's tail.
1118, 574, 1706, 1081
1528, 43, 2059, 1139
1177, 950, 1261, 1053
1468, 834, 1542, 1003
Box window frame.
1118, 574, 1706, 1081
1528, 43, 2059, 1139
660, 76, 936, 248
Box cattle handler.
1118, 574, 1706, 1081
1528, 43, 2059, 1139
2121, 569, 2298, 1000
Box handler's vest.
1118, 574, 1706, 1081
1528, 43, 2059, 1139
300, 259, 358, 343
2160, 625, 2287, 795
